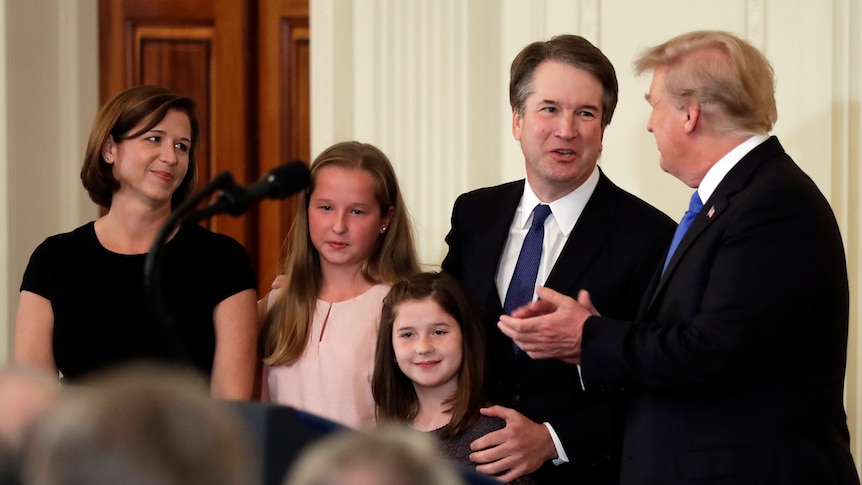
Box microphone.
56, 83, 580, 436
146, 161, 309, 331
200, 161, 310, 218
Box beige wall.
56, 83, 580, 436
2, 0, 860, 469
0, 0, 99, 363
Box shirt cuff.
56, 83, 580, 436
543, 422, 569, 465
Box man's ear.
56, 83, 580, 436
512, 109, 523, 141
683, 103, 701, 134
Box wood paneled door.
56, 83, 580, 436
99, 0, 310, 292
257, 0, 310, 289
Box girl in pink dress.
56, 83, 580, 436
260, 141, 420, 429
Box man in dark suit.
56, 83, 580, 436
442, 35, 675, 484
499, 31, 859, 484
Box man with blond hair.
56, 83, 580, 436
500, 30, 859, 484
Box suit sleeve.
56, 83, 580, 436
548, 210, 674, 470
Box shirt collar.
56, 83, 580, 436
519, 164, 600, 237
697, 135, 768, 202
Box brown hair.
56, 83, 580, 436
261, 141, 421, 366
372, 272, 486, 439
509, 34, 619, 128
634, 30, 777, 135
80, 85, 200, 209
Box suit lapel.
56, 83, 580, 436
475, 182, 524, 320
655, 192, 727, 286
544, 170, 615, 292
648, 136, 786, 310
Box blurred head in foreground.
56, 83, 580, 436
22, 363, 254, 485
284, 424, 465, 485
0, 366, 60, 485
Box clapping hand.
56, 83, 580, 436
498, 287, 598, 364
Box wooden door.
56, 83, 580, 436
257, 0, 310, 288
98, 0, 310, 291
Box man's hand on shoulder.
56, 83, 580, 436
469, 405, 556, 483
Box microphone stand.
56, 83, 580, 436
143, 171, 237, 353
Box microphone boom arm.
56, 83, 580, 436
143, 161, 309, 357
143, 171, 236, 332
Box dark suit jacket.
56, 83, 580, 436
582, 137, 859, 484
442, 169, 675, 484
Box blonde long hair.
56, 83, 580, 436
261, 141, 421, 366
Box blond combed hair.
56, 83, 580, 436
634, 30, 777, 135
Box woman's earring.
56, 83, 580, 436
103, 156, 111, 164
380, 226, 388, 234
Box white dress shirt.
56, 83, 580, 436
495, 165, 600, 465
696, 135, 768, 203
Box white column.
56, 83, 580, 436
312, 0, 501, 266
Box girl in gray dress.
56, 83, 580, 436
372, 272, 535, 485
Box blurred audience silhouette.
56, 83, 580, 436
0, 366, 60, 485
20, 363, 255, 485
284, 425, 465, 485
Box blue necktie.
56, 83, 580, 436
503, 204, 552, 315
663, 190, 703, 272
